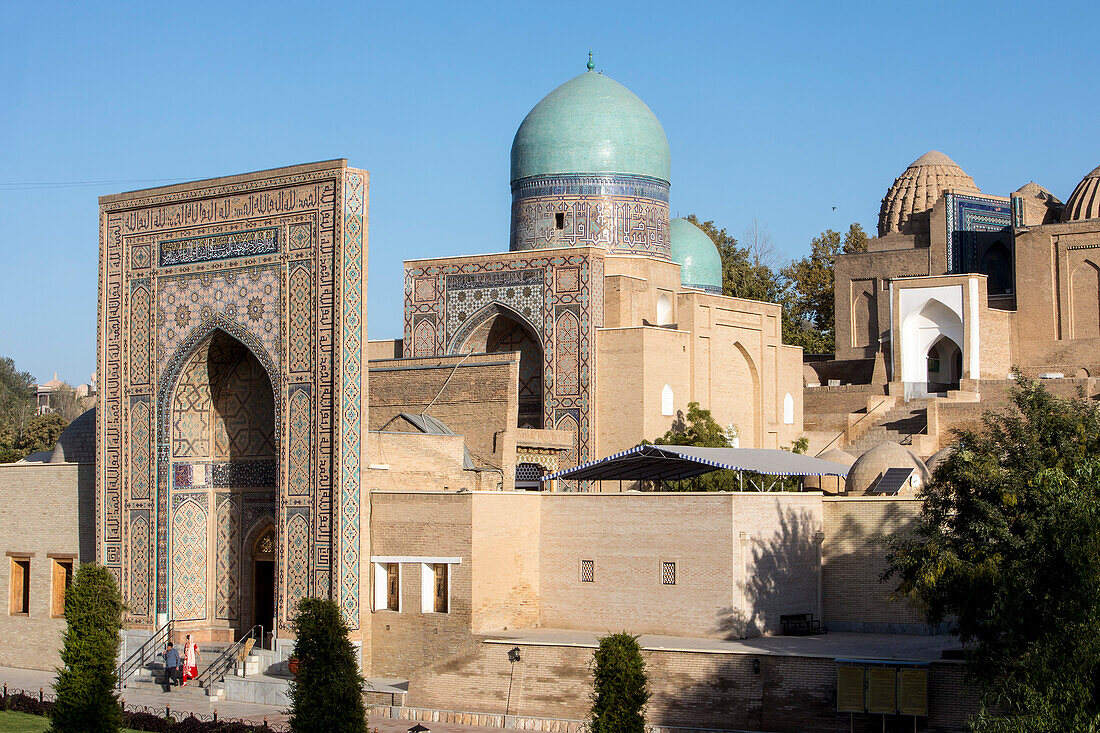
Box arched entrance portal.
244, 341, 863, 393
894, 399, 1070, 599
926, 336, 962, 393
168, 329, 277, 638
458, 308, 544, 428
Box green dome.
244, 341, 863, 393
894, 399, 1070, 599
511, 71, 671, 183
670, 218, 722, 293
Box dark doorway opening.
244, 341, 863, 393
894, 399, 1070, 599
253, 559, 275, 636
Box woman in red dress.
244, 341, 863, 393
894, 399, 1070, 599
180, 634, 200, 686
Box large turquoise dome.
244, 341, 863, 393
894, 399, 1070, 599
670, 218, 722, 294
510, 70, 671, 184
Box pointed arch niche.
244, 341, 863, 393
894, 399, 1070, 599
165, 328, 278, 635
455, 304, 545, 428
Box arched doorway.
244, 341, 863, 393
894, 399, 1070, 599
980, 241, 1013, 295
168, 329, 277, 636
926, 336, 962, 393
900, 297, 965, 398
458, 307, 544, 428
250, 525, 276, 636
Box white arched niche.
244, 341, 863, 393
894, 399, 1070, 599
661, 384, 673, 416
783, 392, 794, 424
898, 286, 966, 398
656, 294, 673, 326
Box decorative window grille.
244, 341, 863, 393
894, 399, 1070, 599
515, 462, 546, 490
580, 559, 594, 583
662, 561, 677, 585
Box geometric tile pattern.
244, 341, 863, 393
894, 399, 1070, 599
128, 513, 151, 619
211, 342, 276, 460
555, 310, 580, 396
412, 319, 436, 357
288, 387, 311, 497
288, 265, 313, 373
171, 497, 207, 621
404, 251, 602, 472
157, 267, 281, 379
339, 170, 366, 627
129, 398, 152, 500
171, 346, 213, 459
945, 192, 1013, 274
215, 496, 240, 621
285, 511, 310, 617
510, 173, 670, 258
130, 285, 152, 385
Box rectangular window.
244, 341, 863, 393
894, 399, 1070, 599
555, 212, 565, 230
433, 564, 449, 613
51, 558, 73, 618
662, 561, 677, 585
10, 557, 30, 615
386, 563, 400, 611
580, 559, 595, 583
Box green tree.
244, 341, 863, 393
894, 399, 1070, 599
590, 633, 649, 733
288, 598, 366, 733
685, 215, 782, 303
18, 413, 68, 455
650, 401, 737, 490
50, 564, 124, 733
0, 357, 36, 462
885, 378, 1100, 731
780, 223, 868, 353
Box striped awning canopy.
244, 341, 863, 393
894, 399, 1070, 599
542, 444, 852, 483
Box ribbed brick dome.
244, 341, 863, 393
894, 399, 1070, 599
878, 151, 980, 236
1062, 164, 1100, 222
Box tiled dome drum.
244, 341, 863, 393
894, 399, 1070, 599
509, 62, 671, 257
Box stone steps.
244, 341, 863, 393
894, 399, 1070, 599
845, 399, 931, 456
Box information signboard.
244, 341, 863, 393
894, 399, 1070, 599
898, 668, 929, 716
837, 666, 865, 713
867, 667, 898, 714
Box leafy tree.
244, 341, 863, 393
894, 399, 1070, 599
685, 215, 782, 303
18, 413, 68, 455
50, 564, 125, 733
590, 633, 649, 733
0, 357, 35, 461
780, 223, 868, 353
289, 598, 366, 733
649, 402, 737, 490
885, 377, 1100, 731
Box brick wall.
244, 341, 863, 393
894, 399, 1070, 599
406, 640, 976, 732
822, 497, 927, 632
470, 493, 541, 633
369, 353, 519, 472
368, 491, 475, 677
539, 493, 822, 638
0, 463, 95, 669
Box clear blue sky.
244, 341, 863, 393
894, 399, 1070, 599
2, 1, 1097, 385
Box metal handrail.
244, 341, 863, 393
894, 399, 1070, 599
195, 625, 264, 690
815, 399, 888, 456
117, 620, 172, 689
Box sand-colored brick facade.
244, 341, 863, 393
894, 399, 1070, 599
0, 463, 95, 669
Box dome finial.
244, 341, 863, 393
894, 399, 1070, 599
587, 50, 595, 71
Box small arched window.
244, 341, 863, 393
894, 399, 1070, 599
656, 294, 673, 326
662, 384, 674, 416
783, 393, 794, 425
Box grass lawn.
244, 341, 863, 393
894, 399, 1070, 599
0, 710, 144, 732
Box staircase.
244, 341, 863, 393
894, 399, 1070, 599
123, 641, 240, 701
120, 626, 278, 703
845, 398, 932, 455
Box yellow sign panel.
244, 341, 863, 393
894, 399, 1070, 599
837, 666, 864, 712
867, 667, 897, 714
898, 669, 929, 716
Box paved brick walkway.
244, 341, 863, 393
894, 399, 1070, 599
0, 666, 503, 732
